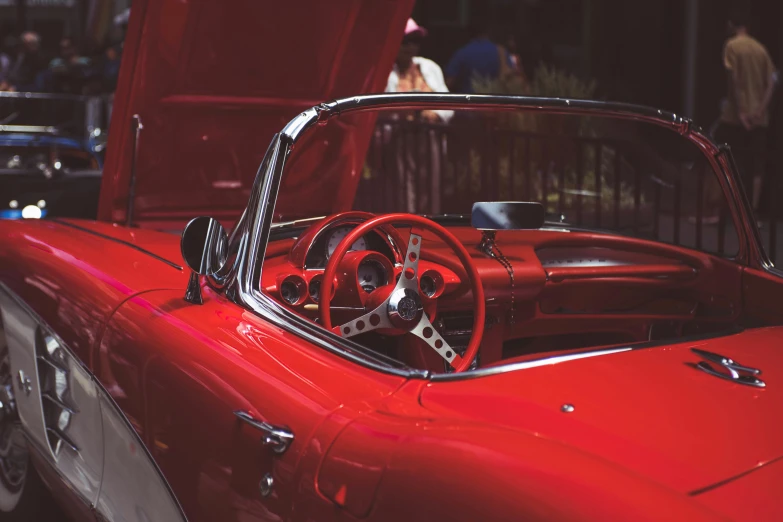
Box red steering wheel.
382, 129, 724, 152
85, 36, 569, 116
320, 214, 485, 373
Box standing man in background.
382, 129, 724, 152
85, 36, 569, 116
445, 14, 512, 93
717, 8, 777, 214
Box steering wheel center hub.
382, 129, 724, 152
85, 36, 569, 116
387, 288, 423, 328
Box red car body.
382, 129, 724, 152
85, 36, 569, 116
1, 1, 783, 521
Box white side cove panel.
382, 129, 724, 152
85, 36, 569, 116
0, 284, 187, 521
96, 393, 187, 521
0, 288, 54, 465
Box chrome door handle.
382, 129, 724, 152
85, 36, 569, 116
234, 410, 294, 454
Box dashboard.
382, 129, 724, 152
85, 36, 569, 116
261, 213, 458, 318
260, 213, 738, 374
304, 224, 396, 270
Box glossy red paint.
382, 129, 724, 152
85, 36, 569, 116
1, 0, 780, 517
0, 218, 187, 365
95, 285, 406, 521
420, 327, 783, 495
693, 455, 783, 520
2, 212, 783, 519
99, 0, 414, 228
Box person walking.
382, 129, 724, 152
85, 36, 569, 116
716, 9, 777, 214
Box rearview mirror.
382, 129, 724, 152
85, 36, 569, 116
180, 217, 228, 304
471, 202, 545, 230
181, 217, 228, 275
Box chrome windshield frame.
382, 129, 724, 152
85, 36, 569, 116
224, 92, 759, 379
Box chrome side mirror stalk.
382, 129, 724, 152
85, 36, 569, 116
180, 217, 229, 305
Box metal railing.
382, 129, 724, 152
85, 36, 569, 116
356, 118, 747, 261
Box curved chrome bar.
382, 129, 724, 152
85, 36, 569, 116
281, 93, 695, 144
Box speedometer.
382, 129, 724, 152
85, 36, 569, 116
325, 226, 367, 258
357, 259, 387, 293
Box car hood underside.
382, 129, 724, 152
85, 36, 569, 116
420, 327, 783, 495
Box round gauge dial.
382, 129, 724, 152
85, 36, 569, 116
357, 260, 388, 293
325, 225, 367, 258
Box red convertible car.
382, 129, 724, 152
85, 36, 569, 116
1, 2, 783, 522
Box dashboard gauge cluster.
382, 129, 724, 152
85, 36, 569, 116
308, 277, 322, 302
357, 259, 388, 293
419, 269, 445, 299
278, 275, 306, 306
326, 225, 367, 258
420, 274, 437, 297
304, 223, 396, 269
265, 218, 456, 316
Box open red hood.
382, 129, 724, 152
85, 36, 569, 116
98, 0, 413, 228
421, 328, 783, 494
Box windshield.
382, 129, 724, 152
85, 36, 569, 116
276, 105, 739, 257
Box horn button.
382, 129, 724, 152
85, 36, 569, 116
387, 288, 424, 329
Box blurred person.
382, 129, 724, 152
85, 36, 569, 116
100, 40, 123, 92
504, 34, 525, 80
47, 37, 92, 94
100, 10, 130, 93
383, 19, 451, 213
445, 15, 514, 93
715, 8, 777, 214
9, 31, 45, 91
0, 36, 17, 91
385, 18, 451, 122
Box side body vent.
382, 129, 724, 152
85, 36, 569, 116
34, 328, 80, 455
0, 283, 187, 521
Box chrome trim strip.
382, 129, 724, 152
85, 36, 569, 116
36, 354, 68, 373
716, 144, 776, 272
430, 328, 744, 381
41, 392, 78, 414
226, 132, 423, 378
45, 427, 79, 452
0, 91, 93, 102
50, 219, 184, 270
280, 94, 693, 143
0, 124, 58, 134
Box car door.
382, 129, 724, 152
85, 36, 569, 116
96, 286, 405, 521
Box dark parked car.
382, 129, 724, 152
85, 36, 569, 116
0, 92, 107, 220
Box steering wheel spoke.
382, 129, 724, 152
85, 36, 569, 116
396, 233, 422, 291
410, 315, 463, 368
336, 301, 393, 339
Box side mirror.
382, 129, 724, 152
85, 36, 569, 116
180, 217, 228, 304
471, 201, 545, 230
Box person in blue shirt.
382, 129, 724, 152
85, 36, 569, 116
445, 19, 513, 93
